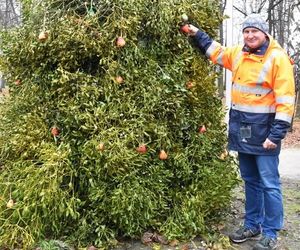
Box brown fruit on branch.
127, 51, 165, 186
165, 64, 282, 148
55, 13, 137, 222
136, 144, 147, 154
219, 150, 228, 160
186, 81, 194, 89
6, 199, 14, 208
97, 142, 105, 151
198, 125, 206, 133
180, 24, 190, 34
51, 127, 59, 136
116, 76, 124, 84
159, 150, 168, 160
38, 31, 48, 42
116, 37, 126, 47
15, 79, 21, 86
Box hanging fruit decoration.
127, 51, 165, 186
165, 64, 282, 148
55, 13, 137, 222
116, 37, 126, 47
186, 81, 194, 89
51, 126, 60, 137
159, 150, 168, 160
198, 125, 206, 133
180, 24, 190, 34
219, 150, 228, 160
38, 31, 49, 42
136, 144, 147, 154
15, 79, 21, 86
115, 76, 124, 84
97, 142, 105, 152
6, 199, 14, 208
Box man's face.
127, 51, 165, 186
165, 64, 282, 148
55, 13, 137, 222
243, 27, 267, 49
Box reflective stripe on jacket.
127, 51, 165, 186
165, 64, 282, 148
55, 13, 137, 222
193, 31, 295, 155
206, 37, 295, 123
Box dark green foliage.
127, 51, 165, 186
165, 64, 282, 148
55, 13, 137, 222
0, 0, 238, 248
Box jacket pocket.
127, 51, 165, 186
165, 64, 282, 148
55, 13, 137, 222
239, 119, 271, 146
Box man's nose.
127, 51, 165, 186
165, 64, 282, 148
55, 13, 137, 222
247, 32, 254, 37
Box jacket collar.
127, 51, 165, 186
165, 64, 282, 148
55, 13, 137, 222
242, 39, 270, 55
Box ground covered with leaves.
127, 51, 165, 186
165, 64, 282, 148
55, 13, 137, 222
282, 119, 300, 148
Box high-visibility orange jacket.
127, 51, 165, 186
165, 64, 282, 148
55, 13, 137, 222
193, 31, 295, 155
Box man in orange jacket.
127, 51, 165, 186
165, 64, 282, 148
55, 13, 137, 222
184, 13, 295, 250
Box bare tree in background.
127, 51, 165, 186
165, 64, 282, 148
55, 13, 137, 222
218, 0, 295, 98
231, 0, 299, 49
0, 0, 21, 29
224, 0, 300, 119
0, 0, 20, 89
217, 0, 227, 98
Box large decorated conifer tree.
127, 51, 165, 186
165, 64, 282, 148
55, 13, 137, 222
0, 0, 238, 248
